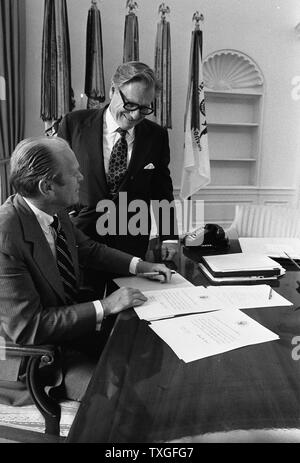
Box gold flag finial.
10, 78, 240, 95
192, 11, 204, 29
126, 0, 138, 14
158, 3, 170, 21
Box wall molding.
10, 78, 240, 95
173, 187, 298, 228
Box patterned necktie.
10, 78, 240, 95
51, 216, 78, 304
107, 128, 128, 198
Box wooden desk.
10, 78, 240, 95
67, 240, 300, 443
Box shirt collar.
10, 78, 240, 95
105, 107, 135, 137
22, 197, 54, 231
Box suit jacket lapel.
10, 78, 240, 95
14, 196, 66, 302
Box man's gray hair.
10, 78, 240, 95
10, 136, 70, 197
111, 61, 161, 92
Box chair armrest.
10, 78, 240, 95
0, 342, 55, 365
0, 341, 61, 435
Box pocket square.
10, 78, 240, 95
144, 163, 155, 170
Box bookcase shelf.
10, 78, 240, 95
208, 122, 259, 127
203, 50, 264, 188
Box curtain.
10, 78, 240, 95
0, 0, 25, 204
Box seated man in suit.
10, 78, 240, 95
0, 136, 171, 405
58, 61, 178, 263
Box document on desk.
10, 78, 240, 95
206, 285, 293, 310
149, 310, 279, 362
239, 238, 300, 259
134, 285, 292, 321
134, 286, 231, 321
113, 272, 193, 292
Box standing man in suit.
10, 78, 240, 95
58, 61, 178, 262
0, 136, 171, 405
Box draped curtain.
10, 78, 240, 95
0, 0, 25, 204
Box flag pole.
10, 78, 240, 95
187, 12, 204, 232
154, 3, 172, 129
180, 11, 210, 232
123, 1, 139, 62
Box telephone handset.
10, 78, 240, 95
182, 223, 229, 249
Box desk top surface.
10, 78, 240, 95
67, 237, 300, 443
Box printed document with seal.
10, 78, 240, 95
149, 310, 279, 363
134, 285, 292, 321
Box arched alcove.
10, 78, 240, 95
203, 49, 264, 90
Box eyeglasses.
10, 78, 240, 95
118, 88, 154, 116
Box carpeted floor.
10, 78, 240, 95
0, 400, 80, 437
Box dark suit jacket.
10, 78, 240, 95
0, 194, 133, 389
58, 108, 176, 258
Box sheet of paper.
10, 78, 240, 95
134, 284, 292, 321
113, 272, 193, 292
206, 285, 293, 309
134, 286, 233, 321
150, 310, 279, 362
239, 237, 300, 259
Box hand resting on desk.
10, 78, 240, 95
101, 287, 148, 316
101, 263, 172, 315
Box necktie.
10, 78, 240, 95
51, 216, 78, 304
107, 128, 128, 198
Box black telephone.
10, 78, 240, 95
182, 223, 229, 249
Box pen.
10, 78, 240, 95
268, 287, 273, 300
284, 252, 300, 271
137, 270, 176, 277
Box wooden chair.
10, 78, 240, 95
227, 204, 300, 238
0, 342, 79, 439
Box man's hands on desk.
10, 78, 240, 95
101, 261, 172, 317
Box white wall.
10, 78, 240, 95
25, 0, 300, 191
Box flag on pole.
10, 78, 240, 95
123, 1, 139, 62
180, 15, 210, 199
85, 1, 105, 109
154, 4, 172, 129
41, 0, 74, 135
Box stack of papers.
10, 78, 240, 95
200, 253, 285, 283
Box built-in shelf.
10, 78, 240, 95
205, 89, 263, 97
210, 158, 257, 162
208, 122, 259, 127
203, 49, 264, 188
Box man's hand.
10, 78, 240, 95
101, 287, 147, 317
161, 241, 178, 261
136, 261, 172, 283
